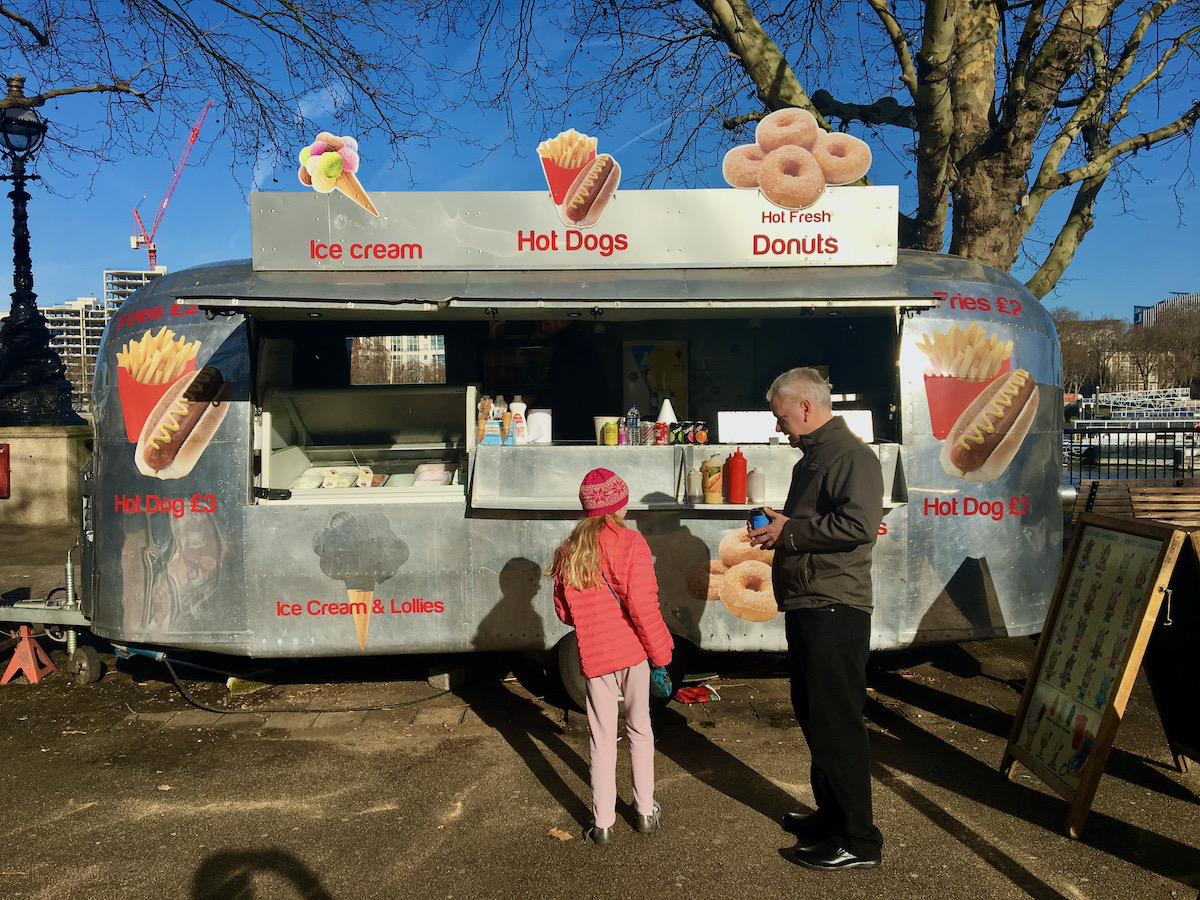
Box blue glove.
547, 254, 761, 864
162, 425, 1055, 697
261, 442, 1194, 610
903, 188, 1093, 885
649, 665, 673, 700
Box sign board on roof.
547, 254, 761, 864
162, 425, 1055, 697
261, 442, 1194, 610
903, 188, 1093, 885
256, 120, 898, 272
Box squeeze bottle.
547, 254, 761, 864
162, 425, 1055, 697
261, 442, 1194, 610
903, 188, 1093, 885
703, 454, 724, 504
509, 395, 528, 444
747, 467, 766, 504
727, 447, 747, 504
687, 467, 704, 503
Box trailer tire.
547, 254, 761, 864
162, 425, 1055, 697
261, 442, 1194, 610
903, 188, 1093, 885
70, 645, 102, 685
555, 632, 587, 712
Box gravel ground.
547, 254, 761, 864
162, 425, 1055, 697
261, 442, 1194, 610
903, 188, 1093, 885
1, 635, 1197, 900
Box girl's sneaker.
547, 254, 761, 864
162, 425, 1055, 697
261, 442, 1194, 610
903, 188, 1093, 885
587, 823, 615, 846
635, 802, 662, 835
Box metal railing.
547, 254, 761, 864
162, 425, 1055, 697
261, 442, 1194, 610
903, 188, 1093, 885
1062, 425, 1199, 487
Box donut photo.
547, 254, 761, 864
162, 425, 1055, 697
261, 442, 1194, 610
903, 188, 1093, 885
721, 106, 875, 209
685, 559, 728, 602
719, 560, 778, 622
718, 528, 774, 568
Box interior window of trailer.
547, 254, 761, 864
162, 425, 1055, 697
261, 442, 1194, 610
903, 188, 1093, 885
350, 334, 446, 385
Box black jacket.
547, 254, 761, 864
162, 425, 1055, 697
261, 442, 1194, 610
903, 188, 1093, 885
772, 416, 884, 613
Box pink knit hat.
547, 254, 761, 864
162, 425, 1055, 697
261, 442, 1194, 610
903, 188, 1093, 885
579, 468, 629, 517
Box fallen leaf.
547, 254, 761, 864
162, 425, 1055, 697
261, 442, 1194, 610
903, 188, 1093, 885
547, 827, 573, 842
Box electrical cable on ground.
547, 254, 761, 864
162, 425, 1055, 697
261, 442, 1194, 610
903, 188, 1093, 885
162, 658, 451, 715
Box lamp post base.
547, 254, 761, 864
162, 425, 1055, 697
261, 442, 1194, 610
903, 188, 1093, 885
0, 378, 84, 426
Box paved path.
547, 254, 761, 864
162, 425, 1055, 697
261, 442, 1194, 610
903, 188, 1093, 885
1, 639, 1196, 900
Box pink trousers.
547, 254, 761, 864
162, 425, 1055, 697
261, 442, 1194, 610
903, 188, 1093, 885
584, 659, 655, 829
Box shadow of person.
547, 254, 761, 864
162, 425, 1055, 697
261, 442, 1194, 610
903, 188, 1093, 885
471, 558, 546, 651
653, 704, 805, 824
192, 848, 334, 900
637, 510, 712, 647
453, 654, 596, 828
865, 693, 1200, 891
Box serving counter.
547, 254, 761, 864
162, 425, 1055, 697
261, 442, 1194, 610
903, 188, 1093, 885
469, 441, 904, 513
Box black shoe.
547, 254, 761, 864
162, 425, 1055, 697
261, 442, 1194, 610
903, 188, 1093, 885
788, 837, 881, 871
780, 811, 831, 847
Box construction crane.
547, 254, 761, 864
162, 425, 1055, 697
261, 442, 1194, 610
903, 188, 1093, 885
131, 101, 212, 270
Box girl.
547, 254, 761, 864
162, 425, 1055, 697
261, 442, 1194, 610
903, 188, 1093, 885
547, 468, 674, 845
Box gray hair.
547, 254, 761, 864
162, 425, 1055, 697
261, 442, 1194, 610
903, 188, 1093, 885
766, 367, 832, 411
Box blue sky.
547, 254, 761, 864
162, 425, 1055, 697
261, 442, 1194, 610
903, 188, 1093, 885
7, 91, 1198, 322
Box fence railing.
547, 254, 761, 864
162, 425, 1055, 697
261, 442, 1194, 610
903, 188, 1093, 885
1062, 425, 1199, 487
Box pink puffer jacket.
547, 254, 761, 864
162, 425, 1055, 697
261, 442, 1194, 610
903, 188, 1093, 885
553, 521, 674, 679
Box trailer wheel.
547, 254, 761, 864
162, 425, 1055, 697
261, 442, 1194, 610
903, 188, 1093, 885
70, 646, 102, 685
555, 632, 587, 712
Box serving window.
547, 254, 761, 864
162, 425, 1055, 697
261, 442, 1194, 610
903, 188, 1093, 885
255, 384, 474, 501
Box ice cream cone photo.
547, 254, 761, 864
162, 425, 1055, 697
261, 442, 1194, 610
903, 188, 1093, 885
297, 131, 379, 217
348, 589, 373, 650
335, 170, 378, 217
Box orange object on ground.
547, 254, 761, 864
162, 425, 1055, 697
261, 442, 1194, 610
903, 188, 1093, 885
2, 626, 58, 685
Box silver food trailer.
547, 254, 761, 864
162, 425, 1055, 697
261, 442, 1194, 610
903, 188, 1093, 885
64, 185, 1065, 703
6, 183, 1064, 700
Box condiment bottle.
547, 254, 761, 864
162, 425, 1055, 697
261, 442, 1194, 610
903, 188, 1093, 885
747, 467, 766, 504
510, 395, 528, 445
703, 453, 723, 504
727, 447, 747, 504
687, 466, 704, 503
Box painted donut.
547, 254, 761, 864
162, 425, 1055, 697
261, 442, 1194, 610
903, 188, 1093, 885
719, 560, 778, 622
758, 146, 826, 210
810, 132, 872, 185
685, 559, 728, 602
718, 529, 774, 568
755, 108, 819, 153
722, 144, 768, 189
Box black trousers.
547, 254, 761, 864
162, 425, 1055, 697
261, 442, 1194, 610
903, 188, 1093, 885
784, 604, 883, 857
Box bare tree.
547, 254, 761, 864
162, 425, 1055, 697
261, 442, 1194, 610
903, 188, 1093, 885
4, 1, 1195, 302
0, 2, 447, 187
431, 1, 1200, 298
1052, 306, 1129, 393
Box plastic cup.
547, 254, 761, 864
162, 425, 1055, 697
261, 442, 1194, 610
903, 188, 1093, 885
593, 416, 620, 445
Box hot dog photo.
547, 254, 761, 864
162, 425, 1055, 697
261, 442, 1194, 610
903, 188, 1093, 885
914, 321, 1040, 484
536, 129, 621, 228
134, 365, 232, 480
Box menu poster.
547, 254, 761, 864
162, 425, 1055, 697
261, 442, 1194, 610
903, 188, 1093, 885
1001, 513, 1186, 839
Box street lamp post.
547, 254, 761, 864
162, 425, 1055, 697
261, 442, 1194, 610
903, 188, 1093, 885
0, 74, 80, 425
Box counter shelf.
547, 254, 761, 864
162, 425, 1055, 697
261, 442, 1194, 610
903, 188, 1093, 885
255, 384, 475, 503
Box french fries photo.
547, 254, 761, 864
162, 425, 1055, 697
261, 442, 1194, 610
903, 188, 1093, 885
536, 129, 598, 170
917, 322, 1012, 380
116, 326, 201, 385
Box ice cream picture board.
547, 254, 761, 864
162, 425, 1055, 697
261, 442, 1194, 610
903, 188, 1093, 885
297, 132, 377, 216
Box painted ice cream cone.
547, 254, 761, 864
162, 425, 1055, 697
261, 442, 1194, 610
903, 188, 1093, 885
298, 132, 378, 217
348, 589, 373, 650
334, 170, 378, 217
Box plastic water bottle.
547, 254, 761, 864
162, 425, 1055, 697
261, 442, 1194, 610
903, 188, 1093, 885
626, 405, 641, 445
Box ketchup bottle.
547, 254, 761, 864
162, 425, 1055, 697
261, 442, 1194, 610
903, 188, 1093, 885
727, 447, 747, 505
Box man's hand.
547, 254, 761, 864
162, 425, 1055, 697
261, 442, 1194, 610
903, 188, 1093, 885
748, 506, 787, 550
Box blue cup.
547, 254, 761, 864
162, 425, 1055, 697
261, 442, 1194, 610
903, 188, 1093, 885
748, 507, 769, 531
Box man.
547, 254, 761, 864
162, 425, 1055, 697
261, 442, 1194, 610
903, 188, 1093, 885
749, 366, 884, 871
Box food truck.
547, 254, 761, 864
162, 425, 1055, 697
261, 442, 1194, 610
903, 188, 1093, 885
10, 126, 1065, 702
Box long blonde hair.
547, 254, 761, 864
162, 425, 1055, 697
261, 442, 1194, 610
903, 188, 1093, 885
545, 514, 627, 591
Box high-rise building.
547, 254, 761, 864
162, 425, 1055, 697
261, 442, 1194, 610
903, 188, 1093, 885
104, 268, 165, 306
